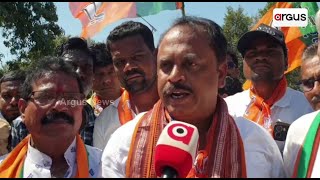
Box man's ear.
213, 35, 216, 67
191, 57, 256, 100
18, 98, 27, 123
218, 62, 228, 89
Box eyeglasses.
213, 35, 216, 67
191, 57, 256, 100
300, 77, 320, 92
227, 61, 236, 69
29, 91, 85, 106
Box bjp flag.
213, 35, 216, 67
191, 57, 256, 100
69, 2, 184, 39
243, 2, 319, 90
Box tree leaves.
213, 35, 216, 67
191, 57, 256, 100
0, 2, 63, 63
222, 5, 253, 83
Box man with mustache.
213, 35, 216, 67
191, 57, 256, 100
101, 16, 284, 178
0, 70, 25, 155
88, 43, 122, 117
9, 38, 97, 148
0, 57, 102, 178
92, 21, 159, 150
282, 15, 320, 177
225, 24, 313, 154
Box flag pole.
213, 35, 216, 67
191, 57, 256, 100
181, 2, 185, 17
137, 14, 157, 33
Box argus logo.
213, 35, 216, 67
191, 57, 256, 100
273, 8, 308, 27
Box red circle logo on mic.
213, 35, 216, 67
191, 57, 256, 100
167, 123, 194, 145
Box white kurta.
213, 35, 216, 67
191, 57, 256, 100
283, 110, 320, 178
93, 96, 137, 150
0, 137, 103, 178
101, 112, 285, 178
225, 87, 313, 153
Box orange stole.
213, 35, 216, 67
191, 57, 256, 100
117, 90, 134, 125
0, 134, 89, 178
244, 77, 287, 135
126, 97, 246, 178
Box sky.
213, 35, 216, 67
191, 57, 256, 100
0, 2, 300, 64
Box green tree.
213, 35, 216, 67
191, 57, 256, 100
222, 6, 254, 82
0, 2, 64, 71
6, 34, 70, 72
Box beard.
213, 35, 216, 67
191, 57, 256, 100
121, 69, 157, 94
251, 70, 275, 82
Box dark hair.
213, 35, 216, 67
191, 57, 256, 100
20, 56, 84, 100
0, 70, 26, 84
302, 43, 318, 62
227, 48, 239, 68
0, 70, 26, 92
89, 43, 113, 68
158, 16, 227, 64
106, 21, 155, 53
59, 37, 95, 70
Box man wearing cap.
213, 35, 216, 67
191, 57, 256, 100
225, 23, 313, 154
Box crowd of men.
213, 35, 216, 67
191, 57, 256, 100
0, 9, 318, 178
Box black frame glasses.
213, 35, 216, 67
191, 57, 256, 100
300, 77, 320, 92
29, 91, 85, 106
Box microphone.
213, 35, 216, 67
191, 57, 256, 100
154, 121, 199, 178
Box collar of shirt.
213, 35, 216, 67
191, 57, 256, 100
244, 88, 290, 108
23, 137, 77, 178
272, 87, 290, 108
0, 112, 6, 122
111, 94, 137, 118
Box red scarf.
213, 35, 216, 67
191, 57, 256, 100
126, 97, 246, 178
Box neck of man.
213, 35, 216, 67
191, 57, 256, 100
198, 114, 215, 150
30, 135, 74, 164
175, 113, 213, 150
252, 79, 281, 100
96, 90, 121, 102
129, 84, 159, 115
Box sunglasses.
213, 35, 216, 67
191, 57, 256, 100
227, 61, 236, 69
300, 77, 320, 92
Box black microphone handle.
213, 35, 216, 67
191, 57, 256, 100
161, 166, 178, 178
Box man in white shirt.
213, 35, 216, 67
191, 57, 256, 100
283, 20, 320, 178
93, 21, 159, 150
0, 57, 102, 178
225, 24, 313, 154
101, 16, 285, 178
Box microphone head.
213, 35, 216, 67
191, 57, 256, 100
154, 121, 199, 178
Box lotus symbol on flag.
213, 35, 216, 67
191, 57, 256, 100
82, 2, 105, 26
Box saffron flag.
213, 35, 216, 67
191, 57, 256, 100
69, 2, 184, 39
243, 2, 319, 90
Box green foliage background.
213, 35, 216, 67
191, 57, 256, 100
0, 2, 306, 91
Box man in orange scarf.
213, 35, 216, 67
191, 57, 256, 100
0, 57, 102, 178
93, 21, 159, 150
225, 24, 313, 154
101, 16, 284, 178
